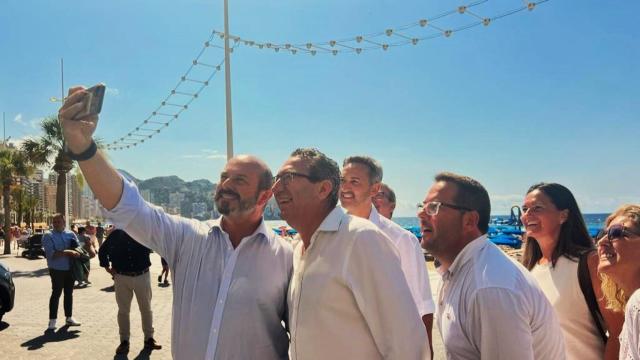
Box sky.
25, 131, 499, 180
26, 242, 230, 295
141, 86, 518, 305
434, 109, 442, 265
1, 0, 639, 216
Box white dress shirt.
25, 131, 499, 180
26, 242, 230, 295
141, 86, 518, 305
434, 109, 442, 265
368, 206, 435, 316
102, 177, 293, 360
288, 206, 429, 360
436, 235, 565, 360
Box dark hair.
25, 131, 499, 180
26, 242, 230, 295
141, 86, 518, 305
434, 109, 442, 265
342, 156, 383, 184
380, 183, 396, 203
291, 148, 340, 208
521, 183, 594, 270
78, 227, 86, 234
257, 167, 273, 192
434, 172, 491, 234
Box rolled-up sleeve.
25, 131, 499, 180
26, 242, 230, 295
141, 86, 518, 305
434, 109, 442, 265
101, 176, 196, 267
344, 228, 430, 360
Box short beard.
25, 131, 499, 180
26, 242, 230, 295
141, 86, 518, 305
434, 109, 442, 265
215, 191, 259, 216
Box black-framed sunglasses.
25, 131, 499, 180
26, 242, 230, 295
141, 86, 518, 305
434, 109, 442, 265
603, 224, 640, 241
273, 172, 316, 186
417, 201, 473, 216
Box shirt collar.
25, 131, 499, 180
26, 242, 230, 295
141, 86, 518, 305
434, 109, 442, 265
317, 206, 347, 232
368, 205, 382, 227
210, 216, 272, 243
440, 234, 488, 276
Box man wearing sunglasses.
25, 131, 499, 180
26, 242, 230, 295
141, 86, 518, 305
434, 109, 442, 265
340, 156, 435, 355
274, 148, 429, 360
57, 87, 293, 359
418, 172, 565, 359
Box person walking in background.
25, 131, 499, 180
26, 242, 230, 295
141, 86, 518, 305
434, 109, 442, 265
418, 172, 565, 359
521, 183, 624, 359
340, 155, 435, 355
274, 148, 428, 359
597, 204, 640, 359
78, 226, 98, 287
373, 182, 397, 219
158, 257, 169, 286
96, 222, 105, 247
42, 213, 82, 330
99, 228, 162, 355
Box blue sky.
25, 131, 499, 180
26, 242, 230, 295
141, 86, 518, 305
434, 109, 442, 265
2, 0, 638, 216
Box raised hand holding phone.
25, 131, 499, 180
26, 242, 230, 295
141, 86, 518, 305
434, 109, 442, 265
58, 85, 103, 155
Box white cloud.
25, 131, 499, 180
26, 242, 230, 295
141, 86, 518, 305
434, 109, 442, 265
29, 117, 44, 130
13, 114, 25, 125
106, 88, 120, 96
181, 149, 227, 160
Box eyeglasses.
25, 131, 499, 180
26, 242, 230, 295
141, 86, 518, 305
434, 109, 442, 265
417, 201, 473, 216
273, 172, 316, 186
601, 224, 640, 242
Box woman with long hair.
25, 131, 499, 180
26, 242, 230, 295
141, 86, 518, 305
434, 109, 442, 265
521, 183, 623, 359
597, 204, 640, 359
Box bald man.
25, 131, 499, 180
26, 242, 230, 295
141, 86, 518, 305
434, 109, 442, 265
58, 86, 293, 360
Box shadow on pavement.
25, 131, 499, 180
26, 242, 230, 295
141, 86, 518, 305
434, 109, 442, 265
0, 321, 9, 331
20, 325, 81, 350
12, 267, 50, 278
112, 348, 153, 360
101, 285, 115, 292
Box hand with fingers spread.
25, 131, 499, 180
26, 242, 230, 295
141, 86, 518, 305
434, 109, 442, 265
58, 86, 100, 155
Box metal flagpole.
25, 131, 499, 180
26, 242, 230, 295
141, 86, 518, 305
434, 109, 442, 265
61, 58, 70, 229
223, 0, 234, 160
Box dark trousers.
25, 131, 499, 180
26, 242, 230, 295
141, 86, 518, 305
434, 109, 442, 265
49, 269, 74, 319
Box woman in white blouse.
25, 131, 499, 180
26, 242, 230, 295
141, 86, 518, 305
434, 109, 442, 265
521, 183, 623, 359
598, 204, 640, 359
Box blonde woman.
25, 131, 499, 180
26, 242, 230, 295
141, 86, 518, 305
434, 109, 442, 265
598, 204, 640, 359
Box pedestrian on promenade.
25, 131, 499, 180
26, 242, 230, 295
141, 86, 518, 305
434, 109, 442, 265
98, 228, 161, 355
521, 183, 624, 359
58, 86, 293, 360
274, 148, 428, 360
373, 182, 396, 219
96, 221, 105, 246
158, 257, 169, 286
418, 172, 566, 359
597, 204, 640, 359
42, 213, 82, 330
340, 155, 435, 356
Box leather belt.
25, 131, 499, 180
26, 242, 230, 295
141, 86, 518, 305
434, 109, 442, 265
115, 268, 149, 277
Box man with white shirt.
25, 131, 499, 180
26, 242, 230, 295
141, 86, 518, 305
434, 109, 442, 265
340, 156, 435, 355
418, 172, 565, 359
57, 86, 292, 359
273, 148, 429, 360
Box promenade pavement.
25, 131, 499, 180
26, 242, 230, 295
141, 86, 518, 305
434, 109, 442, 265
0, 251, 173, 360
0, 249, 445, 360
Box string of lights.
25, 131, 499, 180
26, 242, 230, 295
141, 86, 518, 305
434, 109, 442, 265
211, 0, 547, 56
105, 30, 234, 150
106, 0, 549, 151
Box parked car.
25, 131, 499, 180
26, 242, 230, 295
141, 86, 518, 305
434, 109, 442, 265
0, 261, 15, 322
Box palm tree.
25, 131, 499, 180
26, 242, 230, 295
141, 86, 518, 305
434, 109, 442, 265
0, 147, 33, 254
21, 115, 74, 217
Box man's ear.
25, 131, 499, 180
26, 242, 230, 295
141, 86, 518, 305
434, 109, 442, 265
370, 182, 381, 197
463, 211, 480, 232
257, 188, 273, 207
317, 179, 334, 201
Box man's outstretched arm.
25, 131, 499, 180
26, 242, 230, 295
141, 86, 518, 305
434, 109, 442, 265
58, 86, 123, 210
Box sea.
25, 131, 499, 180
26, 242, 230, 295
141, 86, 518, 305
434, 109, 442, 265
267, 213, 610, 232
